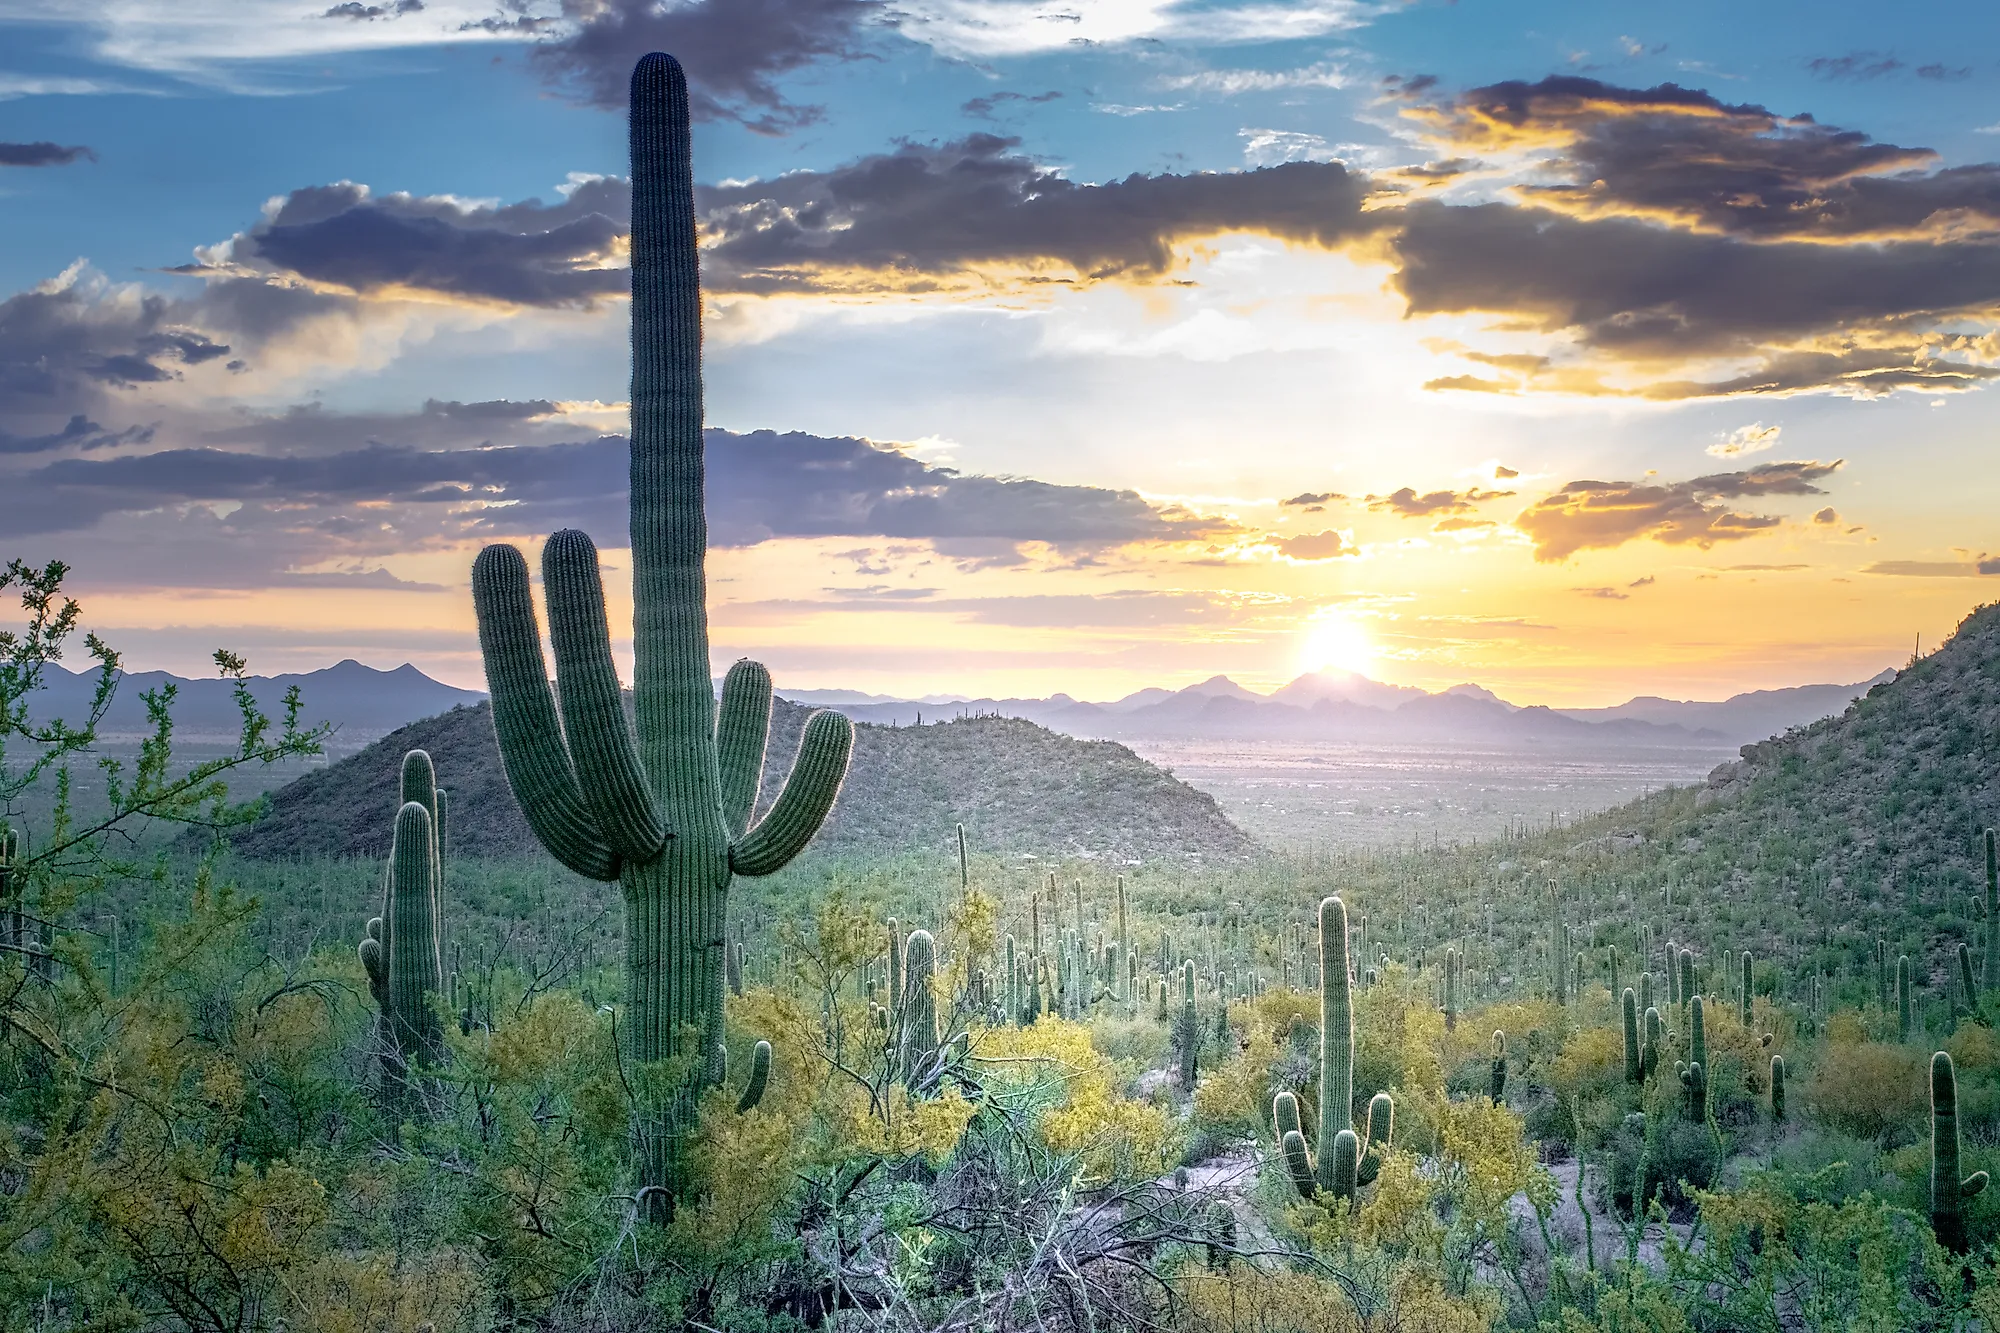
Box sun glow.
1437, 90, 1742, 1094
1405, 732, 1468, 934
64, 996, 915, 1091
1298, 614, 1378, 678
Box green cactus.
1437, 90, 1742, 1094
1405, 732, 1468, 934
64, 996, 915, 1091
359, 800, 445, 1095
1318, 896, 1355, 1194
1680, 996, 1708, 1119
1607, 943, 1620, 1002
1986, 829, 1999, 994
1622, 988, 1640, 1084
1573, 950, 1585, 1003
901, 929, 939, 1073
1549, 883, 1566, 1005
1280, 1128, 1317, 1199
735, 1039, 771, 1113
1932, 1051, 1990, 1252
887, 918, 903, 1025
1356, 1091, 1393, 1187
1877, 938, 1889, 1010
1005, 934, 1019, 1026
1274, 1089, 1303, 1141
1490, 1030, 1508, 1106
1443, 946, 1459, 1032
1740, 950, 1753, 1028
469, 53, 853, 1214
1678, 949, 1694, 1018
1116, 875, 1129, 1002
1899, 955, 1914, 1042
1770, 1053, 1785, 1122
1127, 950, 1139, 1018
1639, 969, 1653, 1014
1960, 942, 1979, 1016
1329, 1128, 1360, 1207
1177, 959, 1198, 1086
1642, 1006, 1663, 1082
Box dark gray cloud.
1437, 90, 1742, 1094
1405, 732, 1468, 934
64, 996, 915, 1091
0, 414, 155, 456
528, 0, 883, 134
322, 0, 423, 17
699, 134, 1379, 294
961, 90, 1064, 121
1407, 75, 2000, 242
0, 142, 96, 167
1, 424, 1226, 590
1807, 53, 1902, 81
1513, 460, 1842, 562
193, 180, 632, 308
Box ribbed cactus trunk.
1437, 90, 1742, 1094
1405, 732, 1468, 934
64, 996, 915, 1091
1549, 884, 1566, 1005
1899, 955, 1913, 1042
1115, 876, 1128, 1003
1177, 960, 1197, 1086
901, 929, 939, 1076
1932, 1051, 1990, 1252
1621, 988, 1640, 1083
1317, 896, 1353, 1194
469, 53, 851, 1220
1769, 1054, 1785, 1122
1489, 1030, 1507, 1106
1443, 946, 1458, 1032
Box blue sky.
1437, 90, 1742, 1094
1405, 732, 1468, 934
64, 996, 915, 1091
4, 0, 2000, 702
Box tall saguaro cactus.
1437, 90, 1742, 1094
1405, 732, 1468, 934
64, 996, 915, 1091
469, 52, 853, 1215
1318, 895, 1355, 1194
1932, 1050, 1990, 1252
1986, 829, 1999, 994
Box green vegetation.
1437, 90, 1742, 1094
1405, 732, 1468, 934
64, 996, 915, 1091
18, 53, 2000, 1333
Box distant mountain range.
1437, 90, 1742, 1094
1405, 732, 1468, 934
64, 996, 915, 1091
786, 667, 1896, 750
40, 658, 1893, 756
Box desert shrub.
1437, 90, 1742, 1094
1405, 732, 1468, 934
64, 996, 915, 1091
1806, 1041, 1926, 1143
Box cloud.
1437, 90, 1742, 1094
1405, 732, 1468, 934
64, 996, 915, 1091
1, 423, 1227, 586
1282, 491, 1343, 507
1366, 485, 1512, 517
1861, 560, 2000, 577
1572, 585, 1629, 599
1709, 423, 1781, 458
1164, 61, 1348, 96
186, 179, 632, 309
1812, 506, 1840, 524
698, 135, 1380, 295
321, 0, 424, 17
1269, 529, 1354, 560
748, 587, 1277, 629
527, 0, 884, 134
1512, 459, 1842, 561
0, 141, 96, 167
961, 90, 1062, 120
1807, 53, 1902, 81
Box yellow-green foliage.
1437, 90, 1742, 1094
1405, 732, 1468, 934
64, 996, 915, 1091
844, 1083, 976, 1164
1808, 1041, 1927, 1140
1174, 1261, 1495, 1333
281, 1250, 488, 1333
979, 1017, 1178, 1180
1550, 1024, 1627, 1107
1193, 1007, 1279, 1136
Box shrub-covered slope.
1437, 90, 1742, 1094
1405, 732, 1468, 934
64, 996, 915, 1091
230, 698, 1253, 865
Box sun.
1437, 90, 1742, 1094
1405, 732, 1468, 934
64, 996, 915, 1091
1298, 615, 1377, 678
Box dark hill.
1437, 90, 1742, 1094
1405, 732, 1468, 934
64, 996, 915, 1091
228, 698, 1254, 865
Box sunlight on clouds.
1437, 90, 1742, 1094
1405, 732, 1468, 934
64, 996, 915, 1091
1297, 611, 1376, 676
894, 0, 1370, 58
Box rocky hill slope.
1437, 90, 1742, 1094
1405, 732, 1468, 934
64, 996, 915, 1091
228, 698, 1254, 866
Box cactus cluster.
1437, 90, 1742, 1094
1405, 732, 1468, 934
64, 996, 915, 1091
469, 52, 853, 1213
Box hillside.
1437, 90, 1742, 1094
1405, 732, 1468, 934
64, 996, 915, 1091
227, 698, 1254, 865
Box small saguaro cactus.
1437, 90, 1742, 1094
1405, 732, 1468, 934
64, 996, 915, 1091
1985, 828, 1999, 994
1443, 946, 1459, 1032
1622, 988, 1641, 1084
1769, 1053, 1785, 1122
1318, 896, 1356, 1196
1877, 938, 1890, 1011
469, 52, 854, 1215
1678, 949, 1694, 1016
1177, 960, 1198, 1086
1639, 969, 1653, 1014
1932, 1050, 1990, 1252
1356, 1091, 1394, 1187
1549, 883, 1566, 1005
887, 918, 903, 1025
1740, 950, 1753, 1029
1490, 1030, 1508, 1106
1642, 1006, 1663, 1082
735, 1039, 772, 1113
1960, 943, 1979, 1016
1608, 943, 1620, 1001
901, 929, 940, 1075
1680, 995, 1709, 1120
359, 800, 446, 1092
1899, 955, 1914, 1042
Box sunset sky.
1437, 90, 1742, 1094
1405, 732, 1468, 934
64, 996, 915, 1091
4, 0, 1999, 704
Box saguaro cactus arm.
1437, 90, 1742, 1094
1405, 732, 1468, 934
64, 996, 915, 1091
736, 1038, 772, 1113
730, 710, 853, 877
715, 659, 773, 840
470, 544, 621, 881
543, 530, 671, 860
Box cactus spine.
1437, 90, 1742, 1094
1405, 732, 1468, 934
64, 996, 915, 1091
1622, 988, 1640, 1083
470, 54, 855, 1212
1317, 896, 1355, 1194
1932, 1050, 1990, 1252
